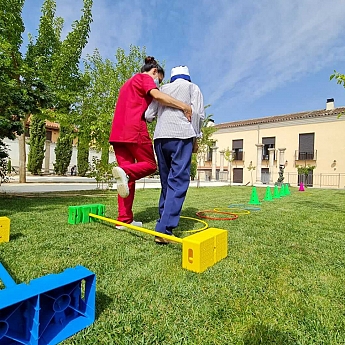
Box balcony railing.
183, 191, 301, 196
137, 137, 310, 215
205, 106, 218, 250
262, 151, 277, 161
232, 151, 244, 161
295, 150, 317, 160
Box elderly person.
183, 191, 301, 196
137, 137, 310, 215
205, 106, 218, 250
145, 66, 205, 244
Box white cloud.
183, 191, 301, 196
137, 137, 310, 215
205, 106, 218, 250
188, 0, 345, 112
22, 0, 345, 121
55, 0, 145, 59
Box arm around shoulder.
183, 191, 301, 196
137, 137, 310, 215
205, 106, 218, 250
149, 88, 192, 121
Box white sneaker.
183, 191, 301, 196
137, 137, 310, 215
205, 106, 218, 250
116, 220, 143, 230
112, 166, 129, 198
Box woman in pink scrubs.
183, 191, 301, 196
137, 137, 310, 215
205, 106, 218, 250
109, 56, 192, 228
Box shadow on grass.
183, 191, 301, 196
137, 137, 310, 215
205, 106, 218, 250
95, 291, 113, 320
134, 206, 200, 224
133, 206, 202, 237
98, 205, 201, 243
0, 192, 110, 216
98, 217, 182, 250
292, 200, 343, 212
9, 232, 25, 241
243, 324, 297, 345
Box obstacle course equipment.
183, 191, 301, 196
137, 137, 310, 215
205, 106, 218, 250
228, 204, 261, 211
279, 185, 286, 197
0, 264, 96, 345
0, 217, 10, 243
263, 186, 273, 201
228, 204, 247, 208
196, 210, 238, 221
68, 204, 105, 225
284, 183, 291, 196
248, 187, 261, 205
182, 228, 228, 273
68, 206, 228, 273
214, 208, 250, 215
273, 185, 281, 199
179, 216, 208, 233
91, 213, 227, 273
299, 182, 305, 191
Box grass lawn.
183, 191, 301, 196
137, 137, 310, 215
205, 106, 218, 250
0, 186, 345, 345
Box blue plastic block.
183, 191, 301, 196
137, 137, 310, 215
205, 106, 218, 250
0, 264, 96, 345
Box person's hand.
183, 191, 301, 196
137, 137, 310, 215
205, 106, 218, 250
183, 104, 192, 122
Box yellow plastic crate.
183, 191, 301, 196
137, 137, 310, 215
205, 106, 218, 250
213, 228, 228, 263
0, 216, 10, 243
182, 228, 228, 273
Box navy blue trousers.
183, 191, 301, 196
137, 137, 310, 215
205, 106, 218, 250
154, 138, 193, 235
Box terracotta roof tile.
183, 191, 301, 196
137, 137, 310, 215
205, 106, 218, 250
45, 121, 60, 129
26, 116, 60, 130
215, 107, 345, 129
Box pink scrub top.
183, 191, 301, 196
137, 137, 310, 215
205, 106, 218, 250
109, 73, 157, 144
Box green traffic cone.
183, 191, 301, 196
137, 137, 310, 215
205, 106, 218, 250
263, 186, 273, 201
285, 183, 291, 196
248, 186, 261, 205
279, 185, 286, 197
273, 185, 281, 199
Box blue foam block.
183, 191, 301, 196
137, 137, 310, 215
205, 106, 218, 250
0, 264, 96, 345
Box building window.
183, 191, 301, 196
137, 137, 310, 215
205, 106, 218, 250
298, 133, 315, 160
232, 139, 243, 160
46, 130, 52, 141
207, 147, 212, 161
262, 137, 275, 160
233, 168, 243, 183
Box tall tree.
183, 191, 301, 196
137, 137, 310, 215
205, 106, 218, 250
78, 46, 146, 167
0, 0, 51, 181
53, 125, 73, 175
330, 70, 345, 87
330, 70, 345, 118
0, 0, 25, 161
16, 0, 93, 179
77, 130, 90, 176
196, 105, 218, 164
24, 0, 60, 176
52, 0, 93, 175
27, 115, 46, 174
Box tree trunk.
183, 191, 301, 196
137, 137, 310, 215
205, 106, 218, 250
18, 132, 26, 183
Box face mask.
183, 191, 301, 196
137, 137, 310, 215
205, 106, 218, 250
154, 78, 160, 87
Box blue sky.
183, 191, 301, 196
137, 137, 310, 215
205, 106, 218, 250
22, 0, 345, 124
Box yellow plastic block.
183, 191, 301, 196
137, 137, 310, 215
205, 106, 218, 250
213, 228, 228, 263
0, 217, 10, 243
182, 228, 228, 273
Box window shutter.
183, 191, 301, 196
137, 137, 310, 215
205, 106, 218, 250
232, 139, 243, 149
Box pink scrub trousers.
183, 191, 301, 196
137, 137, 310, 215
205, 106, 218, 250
112, 142, 157, 223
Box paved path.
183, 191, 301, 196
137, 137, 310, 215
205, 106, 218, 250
0, 175, 231, 194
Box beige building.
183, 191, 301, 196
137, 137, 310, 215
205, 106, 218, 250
197, 99, 345, 189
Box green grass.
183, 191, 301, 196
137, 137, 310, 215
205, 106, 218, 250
1, 186, 345, 344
